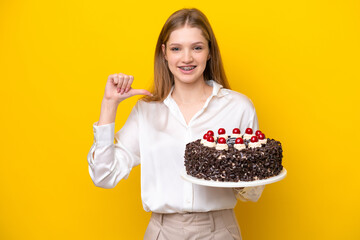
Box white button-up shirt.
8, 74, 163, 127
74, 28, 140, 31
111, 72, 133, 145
87, 80, 265, 213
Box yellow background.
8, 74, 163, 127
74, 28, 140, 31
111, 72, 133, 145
1, 0, 359, 239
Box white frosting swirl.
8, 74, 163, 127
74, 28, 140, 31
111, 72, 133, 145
215, 143, 228, 150
205, 141, 216, 148
249, 141, 261, 148
218, 134, 228, 140
243, 134, 253, 140
259, 138, 267, 144
234, 144, 246, 151
200, 139, 206, 144
231, 133, 242, 138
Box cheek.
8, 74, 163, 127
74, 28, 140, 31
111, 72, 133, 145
197, 54, 209, 63
167, 56, 179, 67
168, 61, 177, 69
166, 60, 177, 72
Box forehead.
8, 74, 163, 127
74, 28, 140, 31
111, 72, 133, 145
167, 26, 207, 45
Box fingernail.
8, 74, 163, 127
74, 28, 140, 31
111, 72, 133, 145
125, 88, 129, 92
121, 88, 124, 94
117, 88, 120, 93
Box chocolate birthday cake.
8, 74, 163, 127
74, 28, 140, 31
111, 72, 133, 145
184, 128, 283, 182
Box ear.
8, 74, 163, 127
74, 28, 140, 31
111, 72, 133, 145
162, 44, 167, 61
207, 54, 211, 60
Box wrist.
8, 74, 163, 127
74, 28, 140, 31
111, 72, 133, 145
98, 99, 118, 126
101, 98, 119, 108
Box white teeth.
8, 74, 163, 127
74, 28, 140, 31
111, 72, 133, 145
180, 66, 196, 71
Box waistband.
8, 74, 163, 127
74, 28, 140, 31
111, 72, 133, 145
151, 209, 235, 232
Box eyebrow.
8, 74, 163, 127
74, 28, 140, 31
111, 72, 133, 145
168, 42, 205, 46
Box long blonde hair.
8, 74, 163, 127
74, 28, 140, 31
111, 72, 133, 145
142, 8, 230, 102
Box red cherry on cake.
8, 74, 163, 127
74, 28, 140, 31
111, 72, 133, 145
232, 128, 241, 134
255, 130, 262, 136
218, 137, 226, 144
207, 136, 215, 142
246, 128, 253, 134
203, 134, 209, 140
258, 133, 265, 140
218, 128, 226, 135
250, 136, 258, 142
207, 130, 214, 136
235, 138, 244, 144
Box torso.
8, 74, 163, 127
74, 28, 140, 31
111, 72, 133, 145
135, 85, 257, 213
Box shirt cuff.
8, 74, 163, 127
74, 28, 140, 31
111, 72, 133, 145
93, 121, 115, 145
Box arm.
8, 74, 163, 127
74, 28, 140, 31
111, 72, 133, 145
87, 100, 141, 189
92, 99, 118, 160
87, 73, 151, 189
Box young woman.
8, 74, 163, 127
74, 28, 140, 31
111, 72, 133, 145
87, 8, 265, 240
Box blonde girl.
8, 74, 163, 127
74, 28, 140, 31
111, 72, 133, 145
88, 8, 265, 240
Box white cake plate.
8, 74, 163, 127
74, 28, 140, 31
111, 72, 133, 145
180, 168, 287, 188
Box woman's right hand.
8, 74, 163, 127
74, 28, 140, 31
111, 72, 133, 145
103, 73, 152, 104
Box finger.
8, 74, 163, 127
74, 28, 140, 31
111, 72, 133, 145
120, 75, 129, 94
113, 75, 121, 93
112, 74, 117, 84
125, 75, 134, 93
117, 74, 124, 93
130, 89, 153, 97
109, 74, 116, 85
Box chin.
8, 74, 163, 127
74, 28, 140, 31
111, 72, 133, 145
174, 76, 204, 85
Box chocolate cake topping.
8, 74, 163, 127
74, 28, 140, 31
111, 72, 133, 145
184, 138, 283, 182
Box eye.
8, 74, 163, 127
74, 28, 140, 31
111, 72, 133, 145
170, 47, 180, 51
194, 46, 203, 50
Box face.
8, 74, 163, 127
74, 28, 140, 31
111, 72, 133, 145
162, 26, 210, 85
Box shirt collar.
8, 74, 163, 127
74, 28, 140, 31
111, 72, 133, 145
206, 80, 228, 97
163, 80, 229, 105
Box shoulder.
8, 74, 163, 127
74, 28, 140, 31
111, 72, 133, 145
221, 88, 256, 111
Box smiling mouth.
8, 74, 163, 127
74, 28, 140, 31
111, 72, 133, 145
179, 66, 197, 71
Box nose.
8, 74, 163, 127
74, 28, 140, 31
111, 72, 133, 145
182, 49, 193, 63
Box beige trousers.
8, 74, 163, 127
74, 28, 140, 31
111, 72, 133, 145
144, 209, 242, 240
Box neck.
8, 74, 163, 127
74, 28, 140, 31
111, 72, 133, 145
171, 79, 213, 104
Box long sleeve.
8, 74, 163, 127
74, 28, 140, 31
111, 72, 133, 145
87, 103, 140, 189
